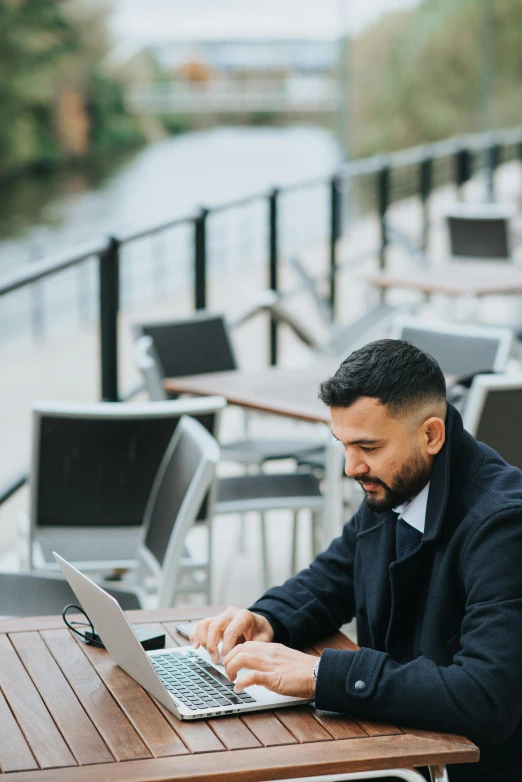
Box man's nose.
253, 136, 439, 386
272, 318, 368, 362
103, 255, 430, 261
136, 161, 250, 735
344, 453, 369, 478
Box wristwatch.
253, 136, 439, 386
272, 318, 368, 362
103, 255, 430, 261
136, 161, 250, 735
312, 658, 320, 686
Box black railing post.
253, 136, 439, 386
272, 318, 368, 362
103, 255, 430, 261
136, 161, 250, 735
194, 207, 208, 311
378, 165, 390, 278
268, 188, 279, 366
419, 155, 433, 258
329, 174, 342, 320
99, 236, 120, 402
454, 147, 472, 197
30, 244, 45, 339
486, 142, 500, 201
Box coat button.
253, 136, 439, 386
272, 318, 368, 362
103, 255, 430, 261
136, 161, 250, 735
354, 680, 367, 691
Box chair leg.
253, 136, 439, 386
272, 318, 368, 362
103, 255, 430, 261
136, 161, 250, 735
260, 513, 270, 591
311, 511, 322, 558
238, 514, 247, 552
290, 511, 299, 575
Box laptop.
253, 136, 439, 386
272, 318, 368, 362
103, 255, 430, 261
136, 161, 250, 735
54, 553, 313, 720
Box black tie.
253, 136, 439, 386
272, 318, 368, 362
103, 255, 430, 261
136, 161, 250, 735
395, 517, 422, 560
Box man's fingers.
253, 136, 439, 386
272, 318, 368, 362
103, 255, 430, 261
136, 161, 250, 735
234, 670, 273, 693
225, 651, 273, 681
206, 613, 236, 660
223, 640, 275, 667
189, 617, 212, 649
221, 612, 251, 658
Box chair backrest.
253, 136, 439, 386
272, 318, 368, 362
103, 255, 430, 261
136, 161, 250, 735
0, 571, 141, 617
446, 204, 514, 260
463, 374, 522, 471
133, 313, 238, 380
139, 415, 221, 607
391, 317, 513, 378
30, 397, 226, 537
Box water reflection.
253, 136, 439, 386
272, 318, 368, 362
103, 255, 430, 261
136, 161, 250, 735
0, 126, 340, 275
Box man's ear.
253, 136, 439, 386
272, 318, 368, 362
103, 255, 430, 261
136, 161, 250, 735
424, 417, 445, 455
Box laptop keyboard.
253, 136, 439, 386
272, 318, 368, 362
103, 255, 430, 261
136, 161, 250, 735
151, 649, 257, 711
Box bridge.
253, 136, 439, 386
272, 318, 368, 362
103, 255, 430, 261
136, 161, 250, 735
126, 77, 338, 115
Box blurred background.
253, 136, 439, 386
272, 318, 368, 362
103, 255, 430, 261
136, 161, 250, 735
1, 0, 522, 606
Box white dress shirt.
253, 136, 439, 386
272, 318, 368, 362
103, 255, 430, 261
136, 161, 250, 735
393, 482, 430, 534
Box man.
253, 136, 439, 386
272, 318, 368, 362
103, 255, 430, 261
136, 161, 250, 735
191, 340, 522, 781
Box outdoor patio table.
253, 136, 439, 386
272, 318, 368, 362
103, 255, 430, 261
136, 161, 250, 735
0, 607, 478, 781
366, 261, 522, 300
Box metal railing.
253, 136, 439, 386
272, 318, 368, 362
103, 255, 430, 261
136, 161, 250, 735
1, 124, 522, 507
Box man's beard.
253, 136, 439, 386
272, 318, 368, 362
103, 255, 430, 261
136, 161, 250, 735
355, 447, 431, 512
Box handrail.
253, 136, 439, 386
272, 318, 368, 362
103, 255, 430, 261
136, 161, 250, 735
0, 471, 28, 506
0, 238, 107, 297
1, 124, 521, 298
1, 122, 522, 400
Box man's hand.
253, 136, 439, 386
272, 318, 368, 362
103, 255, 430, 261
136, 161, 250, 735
223, 641, 319, 699
190, 607, 274, 662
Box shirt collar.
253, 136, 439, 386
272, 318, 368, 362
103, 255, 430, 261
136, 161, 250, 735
393, 482, 430, 534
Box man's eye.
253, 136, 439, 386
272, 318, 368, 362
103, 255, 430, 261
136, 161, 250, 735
361, 447, 377, 453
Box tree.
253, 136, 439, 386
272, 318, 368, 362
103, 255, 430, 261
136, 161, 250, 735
346, 0, 522, 157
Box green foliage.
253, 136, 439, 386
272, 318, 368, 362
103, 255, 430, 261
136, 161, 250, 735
0, 0, 144, 177
348, 0, 522, 157
158, 113, 192, 136
87, 68, 145, 152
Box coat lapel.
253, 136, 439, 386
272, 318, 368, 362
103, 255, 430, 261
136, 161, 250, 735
358, 404, 464, 659
357, 513, 396, 651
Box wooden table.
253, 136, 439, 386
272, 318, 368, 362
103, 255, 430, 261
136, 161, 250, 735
165, 363, 338, 426
0, 607, 478, 781
366, 261, 522, 299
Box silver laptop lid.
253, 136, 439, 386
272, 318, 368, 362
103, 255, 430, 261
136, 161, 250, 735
53, 552, 174, 712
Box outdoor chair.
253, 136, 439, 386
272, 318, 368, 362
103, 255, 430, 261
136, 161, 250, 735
462, 373, 522, 471
133, 415, 221, 606
390, 316, 513, 378
27, 397, 226, 574
254, 256, 402, 359
132, 312, 320, 466
446, 203, 515, 261
0, 571, 141, 618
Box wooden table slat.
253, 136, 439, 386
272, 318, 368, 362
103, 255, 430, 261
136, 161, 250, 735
404, 727, 477, 748
0, 634, 76, 770
312, 709, 369, 739
154, 701, 226, 754
275, 705, 334, 743
9, 632, 114, 767
78, 635, 189, 758
4, 734, 479, 782
0, 688, 38, 773
241, 711, 299, 747
207, 716, 262, 750
41, 629, 151, 762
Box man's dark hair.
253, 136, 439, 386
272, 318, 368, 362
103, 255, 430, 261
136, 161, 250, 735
319, 339, 446, 416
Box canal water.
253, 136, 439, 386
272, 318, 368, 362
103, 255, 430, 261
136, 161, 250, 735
0, 125, 342, 343
0, 125, 341, 276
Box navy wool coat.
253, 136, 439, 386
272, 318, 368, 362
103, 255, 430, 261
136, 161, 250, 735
251, 404, 522, 781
